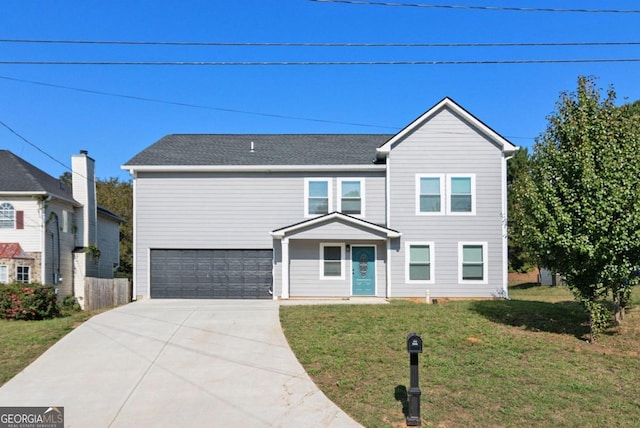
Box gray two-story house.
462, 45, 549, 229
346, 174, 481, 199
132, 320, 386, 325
123, 97, 517, 301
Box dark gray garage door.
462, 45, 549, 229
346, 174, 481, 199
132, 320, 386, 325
150, 249, 273, 299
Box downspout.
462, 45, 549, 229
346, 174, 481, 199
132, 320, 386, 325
46, 212, 62, 292
40, 195, 52, 286
502, 151, 516, 299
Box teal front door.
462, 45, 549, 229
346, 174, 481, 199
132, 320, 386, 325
352, 246, 375, 296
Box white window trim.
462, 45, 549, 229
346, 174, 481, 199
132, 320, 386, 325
338, 178, 365, 218
0, 202, 15, 229
458, 242, 488, 284
304, 178, 333, 218
319, 243, 345, 280
447, 174, 476, 215
405, 242, 435, 284
0, 265, 8, 284
415, 174, 445, 215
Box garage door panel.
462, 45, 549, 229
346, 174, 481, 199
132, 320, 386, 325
150, 249, 272, 299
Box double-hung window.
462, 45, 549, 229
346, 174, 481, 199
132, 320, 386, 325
0, 203, 15, 229
448, 175, 475, 214
305, 178, 332, 217
320, 243, 345, 279
16, 266, 30, 284
459, 243, 487, 283
406, 243, 434, 283
416, 175, 444, 214
0, 265, 8, 284
338, 179, 364, 216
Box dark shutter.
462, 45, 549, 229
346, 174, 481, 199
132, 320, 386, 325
16, 211, 24, 229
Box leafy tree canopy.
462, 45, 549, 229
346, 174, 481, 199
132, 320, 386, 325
512, 76, 640, 340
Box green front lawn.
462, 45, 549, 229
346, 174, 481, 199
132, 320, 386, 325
0, 311, 100, 385
281, 286, 640, 427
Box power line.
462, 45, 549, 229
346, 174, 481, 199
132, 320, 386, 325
1, 38, 640, 48
0, 75, 537, 140
0, 119, 73, 173
310, 0, 640, 13
2, 58, 640, 66
0, 75, 398, 130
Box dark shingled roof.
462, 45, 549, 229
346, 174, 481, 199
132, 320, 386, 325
124, 134, 393, 166
0, 150, 74, 201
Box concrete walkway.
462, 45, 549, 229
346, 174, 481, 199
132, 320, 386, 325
0, 300, 364, 427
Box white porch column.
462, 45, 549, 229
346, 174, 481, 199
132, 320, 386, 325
386, 240, 392, 298
281, 238, 290, 299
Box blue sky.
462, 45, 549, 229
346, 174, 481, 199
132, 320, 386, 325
1, 0, 638, 180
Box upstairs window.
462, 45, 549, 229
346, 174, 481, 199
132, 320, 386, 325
448, 175, 475, 214
416, 175, 444, 214
339, 179, 363, 216
0, 203, 15, 229
305, 178, 332, 217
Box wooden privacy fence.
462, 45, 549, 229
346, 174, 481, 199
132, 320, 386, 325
84, 277, 131, 311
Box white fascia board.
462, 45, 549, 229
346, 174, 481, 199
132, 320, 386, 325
0, 191, 48, 196
0, 191, 79, 207
122, 164, 386, 173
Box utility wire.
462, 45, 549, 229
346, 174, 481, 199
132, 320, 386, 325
310, 0, 640, 13
0, 75, 398, 130
1, 38, 640, 47
2, 58, 640, 66
0, 119, 73, 173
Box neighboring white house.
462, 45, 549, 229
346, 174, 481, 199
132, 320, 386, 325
123, 97, 518, 300
0, 150, 122, 305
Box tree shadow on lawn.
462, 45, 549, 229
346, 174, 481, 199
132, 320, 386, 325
469, 299, 590, 340
509, 282, 540, 290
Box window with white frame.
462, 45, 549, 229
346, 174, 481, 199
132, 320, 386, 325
416, 175, 444, 214
0, 203, 15, 229
320, 243, 344, 279
305, 178, 332, 217
16, 266, 30, 284
448, 175, 475, 214
459, 243, 487, 283
406, 242, 434, 283
0, 265, 8, 284
338, 179, 364, 216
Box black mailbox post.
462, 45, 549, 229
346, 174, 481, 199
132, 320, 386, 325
406, 333, 422, 426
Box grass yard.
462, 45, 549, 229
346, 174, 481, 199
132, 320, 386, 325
0, 310, 100, 386
280, 283, 640, 427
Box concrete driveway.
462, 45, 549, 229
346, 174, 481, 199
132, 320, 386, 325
0, 300, 362, 427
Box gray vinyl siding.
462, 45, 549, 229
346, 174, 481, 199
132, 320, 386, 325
388, 107, 505, 298
134, 170, 385, 297
286, 240, 386, 297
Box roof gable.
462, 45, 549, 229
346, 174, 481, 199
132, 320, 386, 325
376, 97, 517, 158
0, 150, 75, 202
271, 212, 401, 238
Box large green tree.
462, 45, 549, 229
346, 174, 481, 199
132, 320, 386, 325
60, 173, 133, 278
506, 147, 532, 273
96, 178, 133, 278
512, 76, 640, 341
